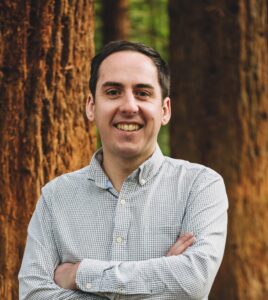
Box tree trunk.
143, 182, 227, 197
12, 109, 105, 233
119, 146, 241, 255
169, 1, 268, 299
101, 0, 130, 44
0, 1, 95, 299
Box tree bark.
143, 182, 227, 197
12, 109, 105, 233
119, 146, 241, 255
169, 0, 268, 299
0, 1, 95, 299
101, 0, 130, 44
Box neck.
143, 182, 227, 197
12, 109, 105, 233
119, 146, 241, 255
102, 150, 154, 192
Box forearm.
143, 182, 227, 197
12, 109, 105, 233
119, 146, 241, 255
19, 195, 108, 300
19, 239, 108, 300
76, 236, 225, 299
19, 267, 106, 300
19, 280, 107, 300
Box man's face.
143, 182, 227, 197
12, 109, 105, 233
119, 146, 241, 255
87, 51, 171, 162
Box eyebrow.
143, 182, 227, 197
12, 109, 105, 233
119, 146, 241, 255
102, 81, 123, 88
102, 82, 154, 90
135, 83, 154, 90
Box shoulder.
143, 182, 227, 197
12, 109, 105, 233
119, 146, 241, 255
162, 156, 222, 180
41, 165, 90, 200
162, 157, 228, 208
161, 156, 226, 195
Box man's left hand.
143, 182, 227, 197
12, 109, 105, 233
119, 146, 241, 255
54, 262, 80, 289
166, 232, 195, 256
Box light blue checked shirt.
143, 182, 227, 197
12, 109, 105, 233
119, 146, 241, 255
19, 146, 228, 299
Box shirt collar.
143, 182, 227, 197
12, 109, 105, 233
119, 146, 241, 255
87, 145, 164, 188
87, 150, 108, 189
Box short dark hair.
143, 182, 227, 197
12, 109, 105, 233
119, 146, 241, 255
89, 40, 170, 99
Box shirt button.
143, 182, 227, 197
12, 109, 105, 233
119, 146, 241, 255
86, 282, 92, 289
116, 236, 123, 244
117, 287, 125, 293
120, 198, 126, 205
140, 178, 146, 185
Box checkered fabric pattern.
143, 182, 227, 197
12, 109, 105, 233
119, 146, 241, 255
19, 146, 228, 300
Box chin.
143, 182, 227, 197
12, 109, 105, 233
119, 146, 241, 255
117, 148, 140, 158
113, 144, 141, 158
115, 144, 153, 161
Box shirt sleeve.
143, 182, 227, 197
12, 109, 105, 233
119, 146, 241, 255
18, 192, 108, 300
75, 172, 228, 299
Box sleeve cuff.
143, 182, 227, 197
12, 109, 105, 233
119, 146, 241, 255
76, 259, 114, 292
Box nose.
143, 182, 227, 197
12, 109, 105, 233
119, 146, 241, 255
119, 92, 139, 115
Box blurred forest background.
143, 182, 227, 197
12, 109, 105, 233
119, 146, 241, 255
0, 0, 267, 299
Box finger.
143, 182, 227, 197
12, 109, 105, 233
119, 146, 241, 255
166, 234, 196, 256
171, 232, 194, 250
166, 233, 194, 255
176, 232, 194, 244
166, 237, 195, 256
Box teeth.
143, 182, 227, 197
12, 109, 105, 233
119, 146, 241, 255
116, 124, 140, 131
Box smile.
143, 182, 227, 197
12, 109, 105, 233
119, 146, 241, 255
115, 123, 142, 132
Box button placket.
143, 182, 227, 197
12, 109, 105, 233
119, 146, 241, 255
116, 236, 123, 244
85, 282, 92, 289
140, 178, 146, 185
120, 198, 126, 206
111, 180, 136, 261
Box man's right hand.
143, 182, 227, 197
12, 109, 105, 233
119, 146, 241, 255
166, 233, 195, 256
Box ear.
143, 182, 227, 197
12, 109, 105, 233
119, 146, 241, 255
86, 95, 95, 121
161, 97, 171, 125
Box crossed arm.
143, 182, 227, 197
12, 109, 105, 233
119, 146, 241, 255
54, 233, 195, 290
19, 200, 196, 300
19, 174, 228, 299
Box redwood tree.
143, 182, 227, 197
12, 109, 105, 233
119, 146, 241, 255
0, 1, 95, 299
101, 0, 130, 44
169, 1, 268, 299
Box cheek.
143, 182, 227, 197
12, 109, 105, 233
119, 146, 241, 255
142, 103, 162, 117
144, 107, 163, 124
94, 113, 109, 135
94, 107, 118, 137
94, 105, 113, 123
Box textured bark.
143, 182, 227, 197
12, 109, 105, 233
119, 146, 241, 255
0, 1, 95, 299
169, 1, 268, 299
102, 0, 130, 44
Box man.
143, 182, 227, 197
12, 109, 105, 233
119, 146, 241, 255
19, 41, 228, 299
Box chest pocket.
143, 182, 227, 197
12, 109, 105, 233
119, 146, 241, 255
142, 224, 181, 259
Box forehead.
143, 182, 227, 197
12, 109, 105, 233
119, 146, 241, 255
97, 51, 159, 85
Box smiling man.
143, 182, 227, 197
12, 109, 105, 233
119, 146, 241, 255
19, 41, 228, 300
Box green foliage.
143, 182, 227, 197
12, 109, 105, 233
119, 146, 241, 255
94, 0, 169, 60
129, 0, 169, 62
94, 0, 103, 53
158, 125, 170, 156
93, 0, 170, 155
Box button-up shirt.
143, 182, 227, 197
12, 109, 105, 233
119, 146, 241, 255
19, 146, 228, 300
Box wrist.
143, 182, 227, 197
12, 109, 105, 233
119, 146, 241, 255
72, 262, 80, 289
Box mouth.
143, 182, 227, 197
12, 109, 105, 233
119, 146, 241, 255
114, 123, 143, 132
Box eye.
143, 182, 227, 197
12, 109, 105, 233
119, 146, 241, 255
135, 90, 150, 98
106, 89, 121, 98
